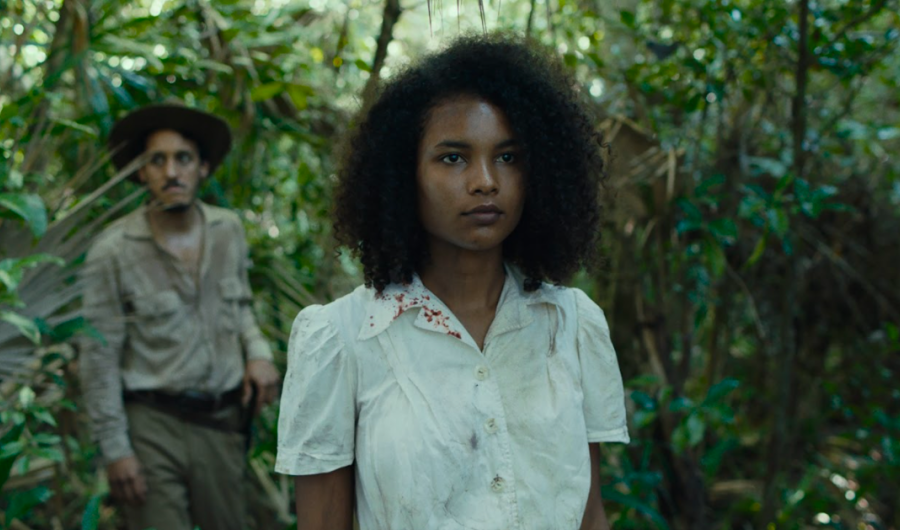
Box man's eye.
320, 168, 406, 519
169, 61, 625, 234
177, 152, 193, 164
440, 154, 463, 164
498, 153, 516, 163
150, 154, 166, 166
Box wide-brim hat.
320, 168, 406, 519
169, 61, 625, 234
108, 100, 232, 179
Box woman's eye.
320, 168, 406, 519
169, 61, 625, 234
441, 154, 463, 164
498, 153, 516, 163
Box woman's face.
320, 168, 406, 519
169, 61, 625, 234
415, 95, 526, 257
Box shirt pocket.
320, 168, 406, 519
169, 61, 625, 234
218, 277, 249, 332
131, 290, 187, 345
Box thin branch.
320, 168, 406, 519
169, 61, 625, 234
525, 0, 536, 37
331, 2, 352, 72
725, 265, 767, 343
829, 0, 889, 45
362, 0, 402, 104
797, 226, 900, 323
791, 0, 811, 178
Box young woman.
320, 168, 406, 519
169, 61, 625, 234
276, 33, 629, 530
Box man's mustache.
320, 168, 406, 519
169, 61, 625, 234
163, 180, 185, 190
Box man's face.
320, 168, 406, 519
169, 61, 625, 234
138, 129, 209, 211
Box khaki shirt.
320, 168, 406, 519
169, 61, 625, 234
80, 202, 273, 463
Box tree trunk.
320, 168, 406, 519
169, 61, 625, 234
760, 0, 810, 523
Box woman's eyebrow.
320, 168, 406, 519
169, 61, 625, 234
433, 140, 470, 149
432, 138, 520, 149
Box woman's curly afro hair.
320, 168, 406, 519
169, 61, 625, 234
333, 32, 607, 292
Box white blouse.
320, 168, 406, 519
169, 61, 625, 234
275, 267, 629, 530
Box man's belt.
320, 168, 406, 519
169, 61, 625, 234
123, 386, 242, 415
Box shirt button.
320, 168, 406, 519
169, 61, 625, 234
484, 418, 498, 434
490, 476, 505, 493
474, 365, 490, 381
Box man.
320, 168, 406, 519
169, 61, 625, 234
80, 101, 280, 530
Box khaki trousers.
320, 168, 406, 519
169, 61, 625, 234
122, 403, 247, 530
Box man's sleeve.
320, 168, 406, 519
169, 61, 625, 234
79, 244, 132, 464
236, 222, 273, 362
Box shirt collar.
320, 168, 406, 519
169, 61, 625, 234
357, 264, 568, 343
123, 201, 228, 239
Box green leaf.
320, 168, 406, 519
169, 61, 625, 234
0, 440, 25, 460
601, 487, 670, 529
631, 390, 657, 411
50, 118, 97, 136
705, 378, 739, 404
286, 84, 311, 110
633, 409, 657, 429
676, 218, 703, 234
747, 156, 788, 178
745, 232, 768, 267
695, 174, 725, 196
0, 254, 65, 292
354, 59, 371, 72
194, 59, 234, 74
5, 486, 54, 522
669, 396, 695, 412
32, 433, 62, 446
82, 495, 104, 530
13, 454, 30, 475
686, 413, 706, 447
885, 322, 900, 345
620, 10, 636, 28
32, 447, 65, 463
46, 316, 94, 342
877, 127, 900, 140
626, 374, 660, 389
1, 311, 41, 344
701, 437, 738, 476
774, 173, 794, 195
0, 193, 48, 237
766, 208, 789, 237
18, 385, 36, 408
676, 198, 703, 221
32, 409, 58, 427
0, 424, 25, 490
250, 82, 285, 102
703, 241, 726, 278
708, 218, 738, 245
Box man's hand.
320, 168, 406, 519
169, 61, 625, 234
107, 455, 147, 506
242, 359, 280, 415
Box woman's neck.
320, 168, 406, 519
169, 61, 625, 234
418, 245, 506, 314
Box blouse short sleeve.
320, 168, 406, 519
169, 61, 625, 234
574, 289, 630, 444
275, 305, 357, 475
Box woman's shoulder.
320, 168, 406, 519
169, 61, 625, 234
522, 278, 608, 332
564, 287, 611, 338
293, 283, 372, 327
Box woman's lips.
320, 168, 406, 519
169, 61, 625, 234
463, 205, 503, 225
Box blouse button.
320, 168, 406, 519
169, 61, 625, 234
474, 365, 490, 381
484, 418, 498, 434
490, 476, 506, 493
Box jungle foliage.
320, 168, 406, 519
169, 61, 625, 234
1, 0, 898, 529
